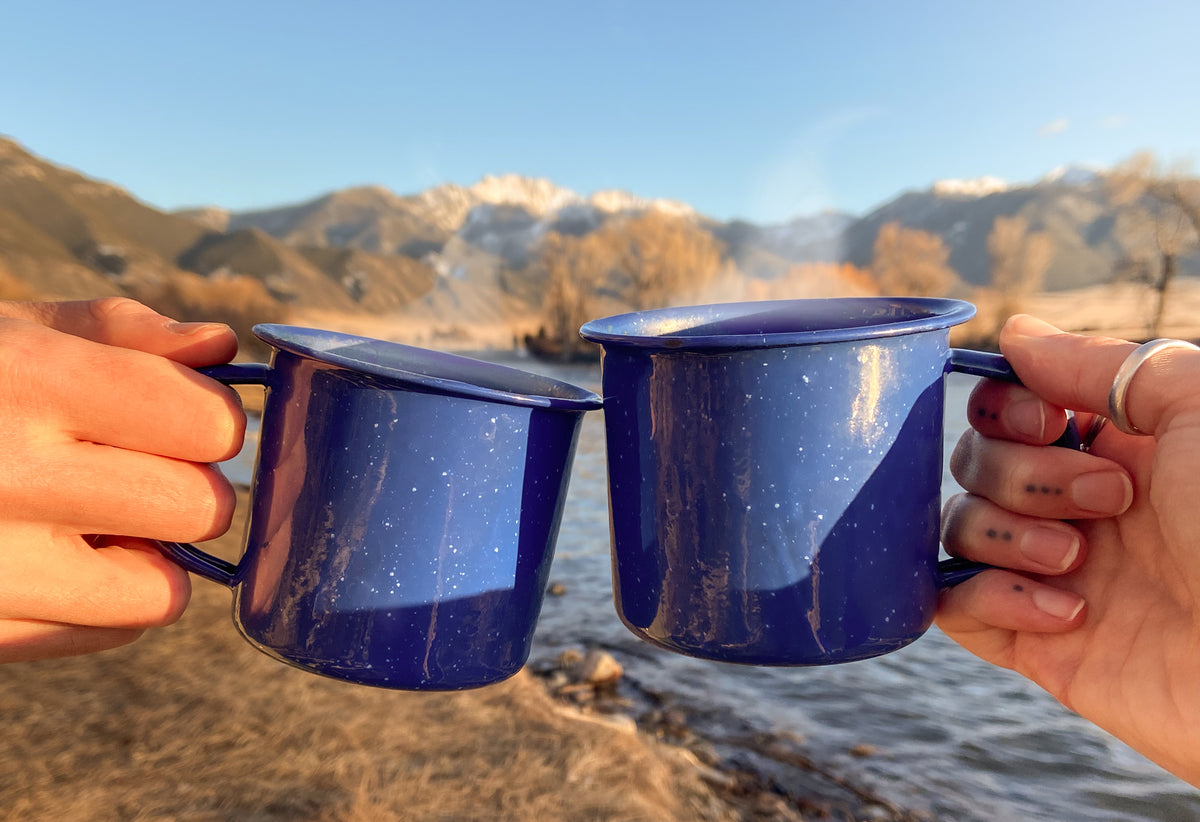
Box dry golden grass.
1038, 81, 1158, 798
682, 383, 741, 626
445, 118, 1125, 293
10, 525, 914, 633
0, 492, 738, 822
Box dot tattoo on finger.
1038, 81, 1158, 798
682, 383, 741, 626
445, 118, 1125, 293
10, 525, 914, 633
985, 528, 1014, 541
1025, 484, 1064, 496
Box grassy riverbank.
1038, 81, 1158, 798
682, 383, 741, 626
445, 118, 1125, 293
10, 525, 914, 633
0, 493, 727, 821
0, 491, 925, 821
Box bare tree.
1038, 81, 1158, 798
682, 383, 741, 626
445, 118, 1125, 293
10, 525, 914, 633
987, 214, 1054, 322
533, 231, 611, 357
1108, 152, 1200, 337
870, 222, 957, 296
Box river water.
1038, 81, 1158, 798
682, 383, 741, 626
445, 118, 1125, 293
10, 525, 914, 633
226, 360, 1199, 821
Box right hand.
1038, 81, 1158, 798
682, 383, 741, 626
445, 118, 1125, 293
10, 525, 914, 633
0, 298, 245, 661
937, 314, 1200, 786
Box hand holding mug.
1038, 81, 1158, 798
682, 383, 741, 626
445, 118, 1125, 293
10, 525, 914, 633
0, 298, 243, 661
937, 314, 1200, 787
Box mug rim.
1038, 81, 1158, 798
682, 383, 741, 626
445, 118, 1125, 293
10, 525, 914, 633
578, 297, 976, 350
253, 324, 603, 411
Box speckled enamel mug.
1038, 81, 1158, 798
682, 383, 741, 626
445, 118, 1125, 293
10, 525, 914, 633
159, 325, 601, 690
580, 298, 1020, 666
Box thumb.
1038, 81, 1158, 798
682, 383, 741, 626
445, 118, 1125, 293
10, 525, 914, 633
1000, 314, 1200, 435
0, 298, 238, 367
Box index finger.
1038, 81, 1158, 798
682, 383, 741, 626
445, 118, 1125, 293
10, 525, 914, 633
999, 315, 1200, 437
0, 298, 238, 367
0, 321, 244, 463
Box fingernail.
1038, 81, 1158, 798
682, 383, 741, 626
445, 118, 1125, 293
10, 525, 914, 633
1070, 471, 1134, 515
1019, 527, 1080, 572
1032, 587, 1086, 621
168, 321, 230, 337
1005, 398, 1046, 439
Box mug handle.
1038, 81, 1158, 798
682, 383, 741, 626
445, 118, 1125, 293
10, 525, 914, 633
155, 362, 274, 588
936, 349, 1084, 588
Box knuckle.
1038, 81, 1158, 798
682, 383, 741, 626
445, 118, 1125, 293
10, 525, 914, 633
184, 380, 247, 464
948, 431, 980, 488
153, 465, 238, 544
212, 389, 248, 462
86, 298, 170, 348
940, 493, 971, 538
140, 568, 192, 627
121, 564, 192, 628
188, 469, 238, 542
87, 549, 192, 629
87, 296, 148, 326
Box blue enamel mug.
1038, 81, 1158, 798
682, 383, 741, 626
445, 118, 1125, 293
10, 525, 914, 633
579, 298, 1026, 666
160, 325, 602, 690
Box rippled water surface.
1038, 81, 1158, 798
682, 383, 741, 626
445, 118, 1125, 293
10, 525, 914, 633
522, 361, 1199, 822
227, 358, 1200, 820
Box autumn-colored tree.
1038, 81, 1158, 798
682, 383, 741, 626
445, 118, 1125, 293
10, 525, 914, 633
608, 211, 725, 310
869, 222, 957, 296
987, 215, 1054, 322
533, 230, 612, 356
1107, 152, 1200, 338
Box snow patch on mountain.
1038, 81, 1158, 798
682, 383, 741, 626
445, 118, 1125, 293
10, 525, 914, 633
589, 189, 695, 218
932, 176, 1010, 198
1042, 164, 1102, 186
470, 174, 580, 215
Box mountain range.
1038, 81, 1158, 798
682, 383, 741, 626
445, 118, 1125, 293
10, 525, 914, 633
0, 135, 1195, 343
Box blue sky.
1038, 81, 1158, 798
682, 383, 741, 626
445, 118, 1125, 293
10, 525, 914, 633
2, 1, 1197, 223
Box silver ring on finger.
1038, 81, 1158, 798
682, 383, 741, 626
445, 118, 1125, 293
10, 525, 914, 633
1107, 338, 1200, 435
